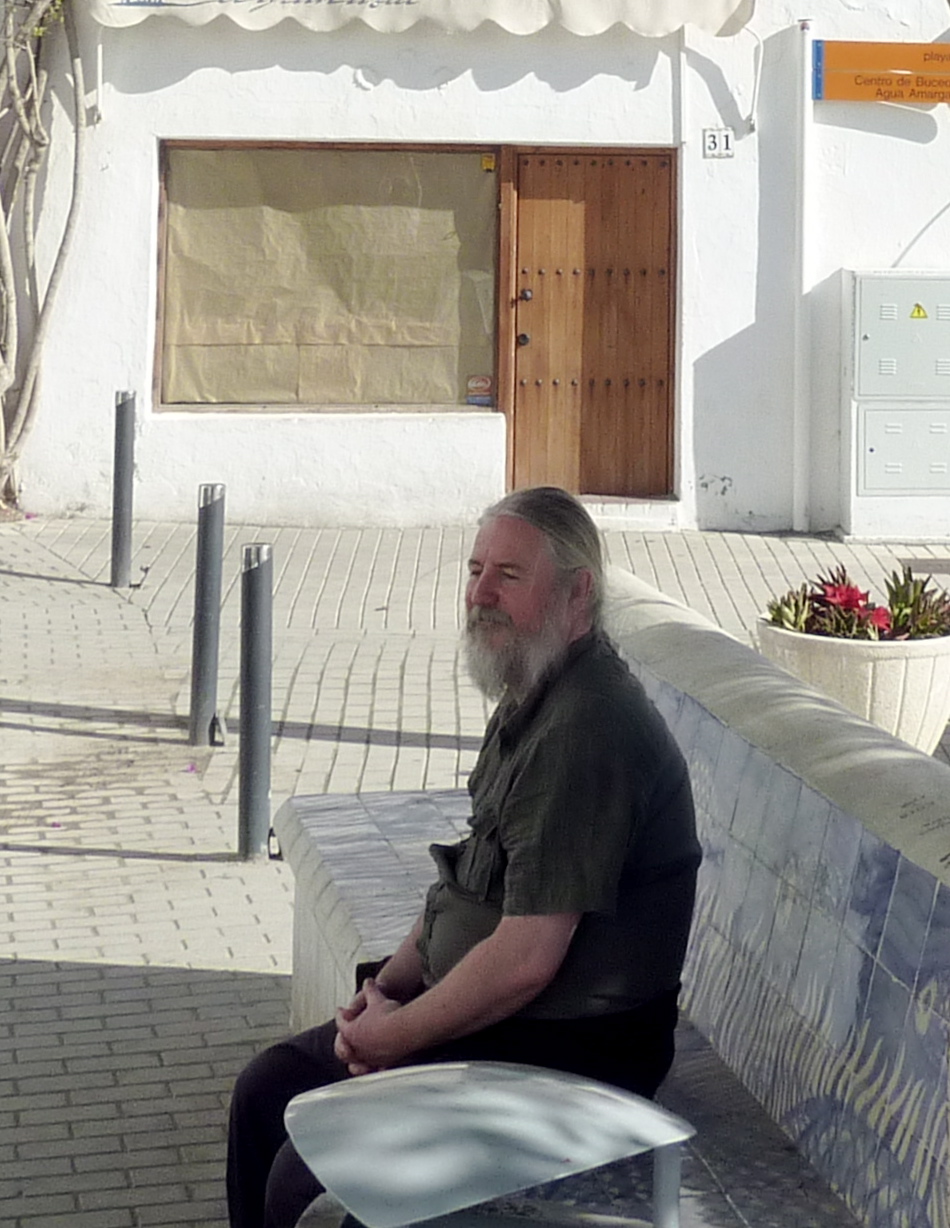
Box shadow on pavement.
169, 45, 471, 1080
1, 956, 291, 1228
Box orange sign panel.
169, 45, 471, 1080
813, 41, 950, 103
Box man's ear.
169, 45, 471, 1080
569, 568, 594, 619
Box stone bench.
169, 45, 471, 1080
274, 790, 861, 1228
274, 566, 950, 1228
605, 567, 950, 1228
273, 789, 470, 1032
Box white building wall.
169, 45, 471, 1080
16, 0, 950, 533
801, 1, 950, 537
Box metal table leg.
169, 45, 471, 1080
652, 1142, 683, 1228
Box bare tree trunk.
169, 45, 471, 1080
0, 0, 85, 507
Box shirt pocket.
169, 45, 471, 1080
454, 807, 505, 903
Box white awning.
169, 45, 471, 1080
88, 0, 754, 38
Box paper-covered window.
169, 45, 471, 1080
161, 147, 497, 408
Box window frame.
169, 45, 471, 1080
154, 140, 511, 415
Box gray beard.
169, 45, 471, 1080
463, 608, 569, 702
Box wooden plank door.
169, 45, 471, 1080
510, 151, 676, 496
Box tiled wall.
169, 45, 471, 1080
610, 574, 950, 1228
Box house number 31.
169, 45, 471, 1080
702, 128, 735, 158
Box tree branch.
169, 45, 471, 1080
0, 0, 81, 501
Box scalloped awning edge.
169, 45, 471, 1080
86, 0, 755, 39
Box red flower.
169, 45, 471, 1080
863, 606, 892, 631
822, 583, 868, 611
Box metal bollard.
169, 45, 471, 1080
189, 483, 226, 747
110, 391, 135, 589
238, 543, 273, 859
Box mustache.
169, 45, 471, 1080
467, 606, 514, 630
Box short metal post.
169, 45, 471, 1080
652, 1143, 683, 1228
238, 543, 273, 859
110, 391, 135, 589
189, 483, 226, 747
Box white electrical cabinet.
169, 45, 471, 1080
860, 408, 950, 494
855, 276, 950, 403
843, 272, 950, 537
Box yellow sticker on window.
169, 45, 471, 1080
481, 154, 496, 172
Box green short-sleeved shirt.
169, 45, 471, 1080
417, 632, 701, 1020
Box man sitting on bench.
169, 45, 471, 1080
226, 486, 700, 1228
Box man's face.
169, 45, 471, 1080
466, 515, 561, 639
464, 515, 573, 699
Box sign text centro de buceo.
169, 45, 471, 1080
813, 41, 950, 103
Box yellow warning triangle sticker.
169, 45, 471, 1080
911, 303, 928, 319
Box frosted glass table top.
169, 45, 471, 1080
285, 1061, 695, 1228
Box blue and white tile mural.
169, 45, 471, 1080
639, 677, 949, 1228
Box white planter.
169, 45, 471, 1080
756, 621, 950, 755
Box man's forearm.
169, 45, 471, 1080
389, 925, 557, 1044
338, 912, 579, 1069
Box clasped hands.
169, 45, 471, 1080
334, 977, 405, 1076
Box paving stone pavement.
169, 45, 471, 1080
2, 514, 949, 1227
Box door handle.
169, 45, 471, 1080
517, 333, 531, 346
519, 289, 533, 301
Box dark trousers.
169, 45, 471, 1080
226, 990, 678, 1228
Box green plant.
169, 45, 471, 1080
766, 564, 950, 641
